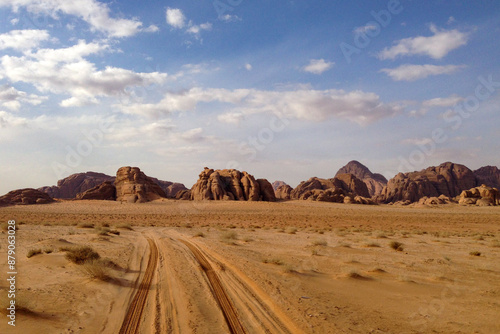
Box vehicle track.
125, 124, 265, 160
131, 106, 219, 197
180, 239, 248, 334
119, 237, 159, 334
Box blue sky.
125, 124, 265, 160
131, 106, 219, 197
0, 0, 499, 194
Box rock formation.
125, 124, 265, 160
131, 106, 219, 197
76, 181, 116, 201
114, 167, 167, 203
335, 160, 388, 197
474, 166, 500, 190
272, 181, 288, 191
149, 177, 188, 198
0, 188, 54, 206
290, 173, 372, 204
175, 189, 191, 200
459, 184, 499, 206
275, 184, 293, 200
38, 172, 115, 199
379, 162, 477, 203
190, 168, 276, 201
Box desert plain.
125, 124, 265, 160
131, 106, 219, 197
0, 200, 499, 334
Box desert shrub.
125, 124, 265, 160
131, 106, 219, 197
365, 242, 381, 248
469, 251, 481, 257
311, 239, 327, 246
222, 231, 238, 240
117, 223, 133, 230
109, 230, 120, 235
26, 248, 42, 258
64, 246, 100, 264
77, 222, 94, 229
80, 259, 112, 281
389, 241, 404, 251
262, 258, 284, 265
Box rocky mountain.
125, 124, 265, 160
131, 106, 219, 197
190, 167, 276, 201
115, 167, 167, 203
275, 184, 293, 200
379, 162, 477, 203
290, 173, 373, 204
76, 181, 116, 201
149, 177, 188, 198
0, 188, 54, 206
335, 160, 388, 197
272, 181, 288, 191
474, 166, 500, 190
38, 172, 115, 199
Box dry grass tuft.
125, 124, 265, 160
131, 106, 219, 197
469, 251, 481, 257
311, 239, 327, 246
26, 248, 42, 258
64, 246, 100, 264
389, 241, 404, 251
79, 259, 113, 281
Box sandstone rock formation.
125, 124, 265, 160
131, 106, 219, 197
379, 162, 477, 204
335, 160, 388, 197
76, 181, 116, 201
474, 166, 500, 190
0, 188, 54, 206
272, 181, 288, 191
459, 184, 499, 206
38, 172, 115, 199
275, 184, 293, 200
175, 189, 191, 200
290, 173, 372, 204
114, 167, 167, 203
149, 177, 187, 198
417, 195, 453, 206
190, 168, 276, 201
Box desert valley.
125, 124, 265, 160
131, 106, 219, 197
0, 161, 499, 334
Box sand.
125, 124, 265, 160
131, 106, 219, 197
0, 200, 499, 333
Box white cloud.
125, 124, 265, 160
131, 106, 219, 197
447, 16, 456, 25
380, 64, 466, 81
219, 14, 241, 22
186, 22, 212, 38
0, 0, 149, 38
302, 59, 334, 75
166, 8, 186, 29
0, 84, 47, 111
0, 29, 51, 51
117, 87, 402, 125
354, 24, 378, 34
10, 18, 19, 25
378, 25, 469, 60
0, 40, 168, 106
217, 112, 245, 125
245, 63, 252, 71
422, 95, 463, 108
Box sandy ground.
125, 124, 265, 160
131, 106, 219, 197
0, 200, 499, 333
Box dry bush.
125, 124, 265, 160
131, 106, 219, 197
80, 259, 112, 281
389, 241, 404, 251
26, 248, 42, 258
77, 222, 94, 229
64, 246, 100, 264
311, 239, 327, 246
221, 231, 238, 240
469, 251, 481, 256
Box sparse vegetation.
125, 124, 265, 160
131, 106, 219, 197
376, 233, 388, 239
26, 248, 42, 258
469, 251, 481, 257
311, 239, 327, 246
77, 222, 94, 229
282, 264, 295, 273
389, 241, 404, 251
64, 246, 100, 264
194, 231, 205, 238
364, 242, 381, 248
109, 230, 120, 235
79, 259, 112, 281
43, 247, 53, 254
262, 258, 285, 265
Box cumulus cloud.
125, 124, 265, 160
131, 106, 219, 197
0, 0, 151, 37
0, 29, 52, 51
378, 25, 469, 60
166, 8, 186, 29
408, 94, 464, 116
302, 59, 334, 75
0, 110, 28, 128
0, 40, 168, 106
0, 84, 47, 111
380, 64, 466, 81
117, 87, 402, 125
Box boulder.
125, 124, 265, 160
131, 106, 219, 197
38, 172, 115, 199
459, 184, 499, 206
114, 167, 167, 203
0, 188, 54, 206
76, 181, 116, 201
335, 160, 388, 196
190, 167, 275, 201
379, 162, 477, 204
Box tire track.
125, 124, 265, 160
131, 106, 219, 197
180, 239, 248, 334
119, 237, 159, 334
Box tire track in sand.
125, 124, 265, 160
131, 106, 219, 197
180, 239, 248, 334
119, 237, 159, 334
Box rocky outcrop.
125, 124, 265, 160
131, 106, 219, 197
175, 189, 191, 200
149, 177, 187, 198
272, 181, 288, 191
459, 185, 499, 206
76, 181, 116, 201
0, 188, 54, 206
291, 173, 372, 204
474, 166, 500, 190
190, 168, 276, 201
38, 172, 115, 199
275, 184, 293, 200
335, 160, 388, 197
114, 167, 167, 203
379, 162, 477, 203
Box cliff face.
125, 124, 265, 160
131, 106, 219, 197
38, 172, 115, 199
335, 160, 388, 197
114, 167, 167, 203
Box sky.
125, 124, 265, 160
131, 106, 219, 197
0, 0, 499, 194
